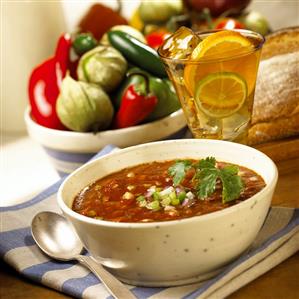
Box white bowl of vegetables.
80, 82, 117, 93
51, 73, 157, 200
25, 107, 187, 176
26, 27, 187, 176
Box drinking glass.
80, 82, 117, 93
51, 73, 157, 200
158, 28, 265, 144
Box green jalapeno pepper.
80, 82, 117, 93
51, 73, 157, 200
107, 30, 167, 78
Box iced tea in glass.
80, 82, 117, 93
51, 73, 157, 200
158, 27, 264, 143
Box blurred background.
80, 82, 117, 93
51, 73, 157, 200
1, 0, 299, 134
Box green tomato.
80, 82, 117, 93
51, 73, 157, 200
56, 76, 114, 132
139, 0, 182, 24
77, 45, 127, 93
73, 33, 97, 56
241, 11, 270, 36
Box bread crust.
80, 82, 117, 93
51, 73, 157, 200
248, 113, 299, 145
248, 26, 299, 145
252, 52, 299, 124
261, 26, 299, 60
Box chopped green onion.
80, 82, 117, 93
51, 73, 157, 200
136, 195, 147, 207
169, 191, 177, 200
152, 192, 161, 201
139, 201, 147, 207
161, 196, 171, 207
136, 195, 145, 202
147, 200, 161, 211
171, 197, 180, 206
178, 191, 186, 202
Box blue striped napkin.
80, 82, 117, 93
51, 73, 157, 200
1, 145, 298, 299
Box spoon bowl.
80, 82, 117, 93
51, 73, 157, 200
31, 211, 83, 260
31, 211, 136, 299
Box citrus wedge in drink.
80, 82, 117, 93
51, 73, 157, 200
194, 72, 247, 118
190, 30, 253, 59
184, 31, 255, 96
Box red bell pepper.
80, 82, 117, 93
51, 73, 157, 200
28, 33, 72, 129
215, 18, 245, 30
146, 30, 170, 50
113, 72, 158, 129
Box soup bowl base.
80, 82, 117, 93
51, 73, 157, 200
113, 267, 224, 287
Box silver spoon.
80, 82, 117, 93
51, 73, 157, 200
31, 211, 136, 299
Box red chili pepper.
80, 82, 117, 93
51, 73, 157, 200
28, 33, 72, 129
215, 18, 245, 30
146, 30, 170, 50
55, 33, 72, 88
113, 72, 158, 129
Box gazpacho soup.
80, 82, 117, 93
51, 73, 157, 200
72, 157, 266, 223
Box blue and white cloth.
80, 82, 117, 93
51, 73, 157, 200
1, 145, 298, 299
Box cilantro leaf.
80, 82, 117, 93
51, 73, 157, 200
168, 160, 192, 186
196, 168, 219, 199
168, 157, 244, 203
219, 166, 244, 203
221, 165, 239, 175
198, 157, 216, 169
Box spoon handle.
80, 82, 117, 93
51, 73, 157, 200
76, 255, 137, 299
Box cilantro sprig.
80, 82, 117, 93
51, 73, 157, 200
168, 157, 244, 203
168, 160, 192, 186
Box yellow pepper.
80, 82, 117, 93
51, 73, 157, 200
129, 9, 144, 31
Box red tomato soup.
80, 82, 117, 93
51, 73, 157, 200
72, 159, 266, 223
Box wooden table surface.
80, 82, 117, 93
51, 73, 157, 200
1, 156, 298, 299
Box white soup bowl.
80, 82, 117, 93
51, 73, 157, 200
57, 139, 278, 286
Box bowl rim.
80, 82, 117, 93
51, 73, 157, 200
57, 139, 278, 228
24, 106, 185, 137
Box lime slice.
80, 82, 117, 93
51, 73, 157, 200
195, 72, 247, 118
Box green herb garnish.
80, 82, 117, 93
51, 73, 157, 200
168, 157, 244, 203
218, 165, 243, 202
168, 160, 192, 186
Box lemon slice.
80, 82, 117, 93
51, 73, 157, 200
191, 31, 253, 60
184, 31, 254, 96
195, 72, 247, 118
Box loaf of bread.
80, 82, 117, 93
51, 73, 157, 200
248, 27, 299, 145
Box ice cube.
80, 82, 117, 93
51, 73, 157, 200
160, 26, 201, 59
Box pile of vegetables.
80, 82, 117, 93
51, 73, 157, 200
130, 0, 270, 46
28, 4, 181, 132
28, 1, 271, 133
